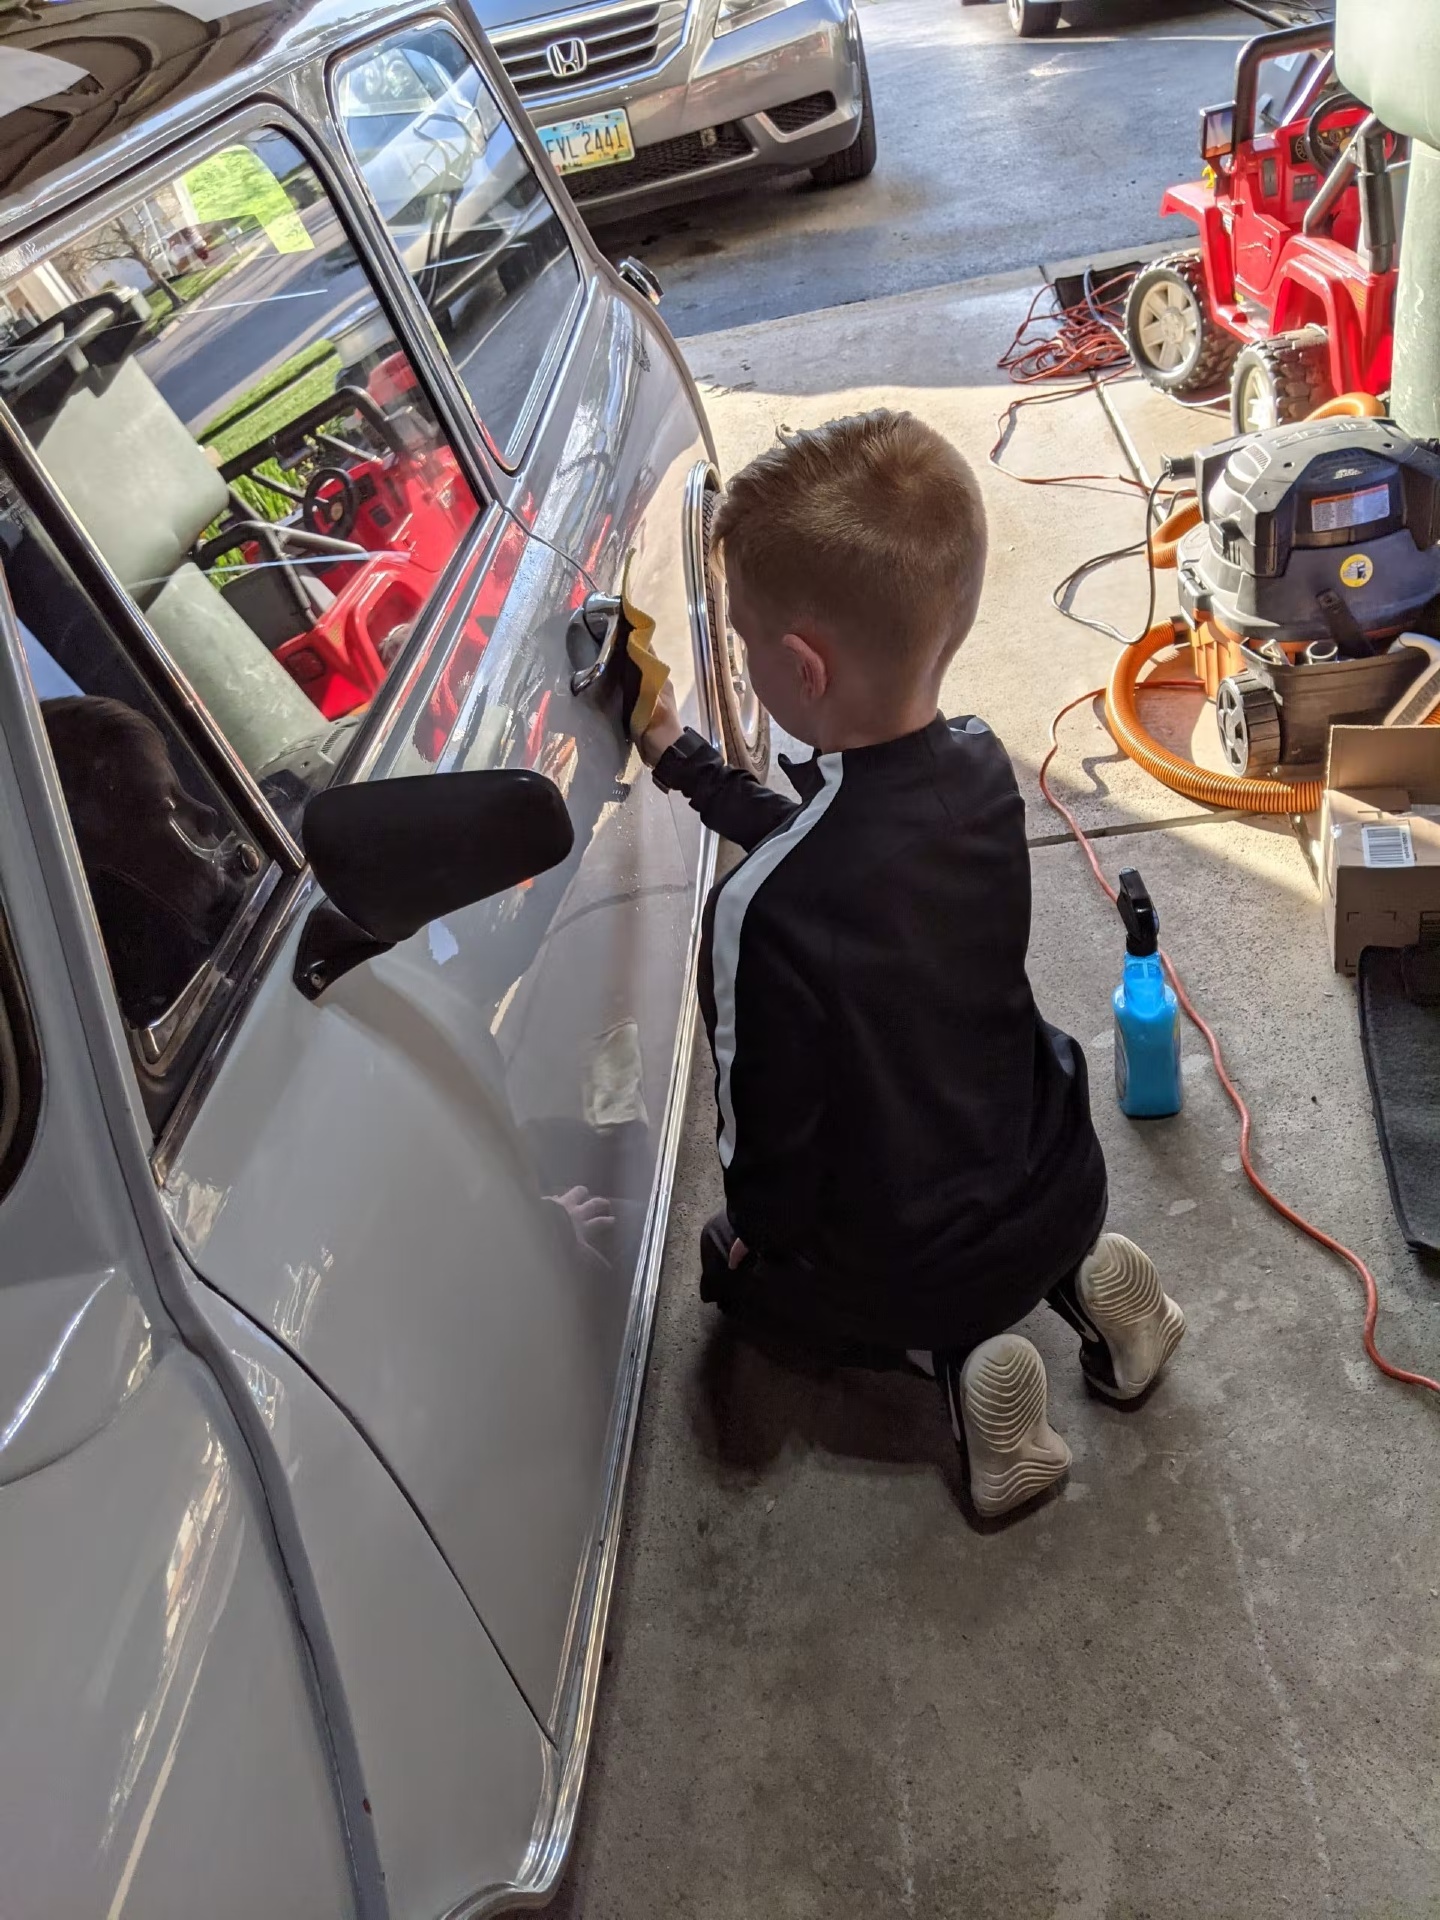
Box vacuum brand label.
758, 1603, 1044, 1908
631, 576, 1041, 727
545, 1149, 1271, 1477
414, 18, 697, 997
1339, 553, 1375, 589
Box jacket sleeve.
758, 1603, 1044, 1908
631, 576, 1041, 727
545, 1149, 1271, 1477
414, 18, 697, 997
717, 909, 826, 1260
653, 729, 798, 852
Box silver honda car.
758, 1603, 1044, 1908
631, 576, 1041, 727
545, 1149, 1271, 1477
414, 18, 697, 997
479, 0, 876, 216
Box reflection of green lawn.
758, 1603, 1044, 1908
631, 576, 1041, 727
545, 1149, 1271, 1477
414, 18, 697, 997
200, 336, 339, 463
199, 338, 341, 524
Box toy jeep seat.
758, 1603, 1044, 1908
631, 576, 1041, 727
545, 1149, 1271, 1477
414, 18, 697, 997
28, 335, 321, 774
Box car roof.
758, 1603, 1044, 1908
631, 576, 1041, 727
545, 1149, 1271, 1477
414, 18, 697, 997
0, 0, 447, 239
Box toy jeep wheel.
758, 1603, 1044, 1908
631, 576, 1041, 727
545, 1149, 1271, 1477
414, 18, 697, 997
1124, 252, 1238, 395
1231, 330, 1333, 434
1007, 0, 1059, 35
1215, 670, 1281, 776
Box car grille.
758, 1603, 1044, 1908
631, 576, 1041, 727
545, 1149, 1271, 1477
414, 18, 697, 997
765, 91, 836, 133
495, 0, 688, 99
564, 121, 752, 201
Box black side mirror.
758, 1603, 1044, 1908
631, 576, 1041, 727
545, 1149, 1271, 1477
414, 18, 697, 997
294, 769, 574, 998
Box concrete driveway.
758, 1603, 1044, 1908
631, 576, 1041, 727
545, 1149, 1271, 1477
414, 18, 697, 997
547, 268, 1440, 1920
549, 3, 1437, 1913
593, 0, 1268, 335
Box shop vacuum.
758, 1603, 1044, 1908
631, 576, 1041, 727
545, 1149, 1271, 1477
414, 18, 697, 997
1167, 413, 1440, 776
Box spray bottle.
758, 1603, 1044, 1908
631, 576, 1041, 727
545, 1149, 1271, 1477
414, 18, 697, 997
1113, 868, 1182, 1118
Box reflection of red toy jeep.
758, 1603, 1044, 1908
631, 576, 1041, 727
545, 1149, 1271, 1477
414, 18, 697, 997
212, 352, 474, 721
1125, 22, 1405, 433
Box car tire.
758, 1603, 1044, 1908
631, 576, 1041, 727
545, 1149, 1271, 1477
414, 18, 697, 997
1230, 329, 1333, 435
1008, 0, 1060, 34
810, 41, 877, 189
1124, 251, 1238, 395
701, 488, 771, 779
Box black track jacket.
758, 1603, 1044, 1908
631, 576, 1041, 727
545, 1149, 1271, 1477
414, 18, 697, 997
655, 714, 1108, 1350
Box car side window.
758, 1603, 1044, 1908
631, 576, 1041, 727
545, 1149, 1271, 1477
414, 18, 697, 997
336, 27, 582, 458
2, 502, 265, 1129
0, 129, 481, 834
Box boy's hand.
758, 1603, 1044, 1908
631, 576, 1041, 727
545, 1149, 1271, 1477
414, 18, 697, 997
728, 1234, 749, 1269
637, 680, 683, 767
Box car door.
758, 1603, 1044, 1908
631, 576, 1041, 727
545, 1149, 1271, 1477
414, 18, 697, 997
0, 104, 703, 1746
331, 12, 726, 1259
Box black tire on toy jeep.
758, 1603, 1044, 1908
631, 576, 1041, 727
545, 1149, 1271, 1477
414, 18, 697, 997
1124, 251, 1239, 396
1230, 329, 1334, 434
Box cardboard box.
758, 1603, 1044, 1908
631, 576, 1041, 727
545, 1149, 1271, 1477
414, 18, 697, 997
1322, 725, 1440, 974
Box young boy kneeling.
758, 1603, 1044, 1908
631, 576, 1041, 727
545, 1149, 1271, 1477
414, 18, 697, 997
640, 411, 1184, 1518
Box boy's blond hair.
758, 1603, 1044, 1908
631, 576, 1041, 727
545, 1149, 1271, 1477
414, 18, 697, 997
712, 409, 987, 674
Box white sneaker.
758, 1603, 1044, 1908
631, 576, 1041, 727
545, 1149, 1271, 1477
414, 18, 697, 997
1076, 1233, 1185, 1401
945, 1334, 1071, 1518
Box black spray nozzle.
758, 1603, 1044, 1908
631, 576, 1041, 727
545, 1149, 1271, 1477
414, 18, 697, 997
1117, 868, 1159, 957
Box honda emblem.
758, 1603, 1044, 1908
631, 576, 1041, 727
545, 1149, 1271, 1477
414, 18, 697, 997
545, 36, 588, 78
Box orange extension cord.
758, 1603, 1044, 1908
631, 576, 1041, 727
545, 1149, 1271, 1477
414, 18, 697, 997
1040, 688, 1440, 1397
1007, 344, 1438, 1394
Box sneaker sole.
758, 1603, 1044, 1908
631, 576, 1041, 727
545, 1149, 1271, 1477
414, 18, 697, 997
1078, 1234, 1186, 1402
956, 1334, 1071, 1518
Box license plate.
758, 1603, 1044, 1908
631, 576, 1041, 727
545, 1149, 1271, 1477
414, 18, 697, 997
539, 108, 634, 176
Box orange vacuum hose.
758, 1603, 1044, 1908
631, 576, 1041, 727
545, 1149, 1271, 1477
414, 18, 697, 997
1105, 624, 1327, 814
1306, 392, 1386, 419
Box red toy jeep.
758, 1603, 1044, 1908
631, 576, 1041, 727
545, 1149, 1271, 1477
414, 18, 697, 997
1125, 22, 1405, 433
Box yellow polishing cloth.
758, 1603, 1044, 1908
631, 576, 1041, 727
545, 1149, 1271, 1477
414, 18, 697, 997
619, 549, 671, 741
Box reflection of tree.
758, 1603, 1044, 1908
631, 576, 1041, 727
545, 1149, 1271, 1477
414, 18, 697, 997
51, 186, 207, 304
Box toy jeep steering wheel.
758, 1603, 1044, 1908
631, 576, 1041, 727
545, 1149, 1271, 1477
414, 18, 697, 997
303, 465, 361, 540
1305, 91, 1369, 173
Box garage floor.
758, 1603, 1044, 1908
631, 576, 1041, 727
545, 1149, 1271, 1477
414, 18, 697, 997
547, 272, 1440, 1919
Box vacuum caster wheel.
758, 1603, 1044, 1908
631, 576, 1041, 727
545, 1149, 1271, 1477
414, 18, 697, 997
1215, 671, 1281, 777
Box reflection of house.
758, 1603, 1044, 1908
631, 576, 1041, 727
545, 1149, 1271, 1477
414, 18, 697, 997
0, 262, 77, 331
32, 180, 208, 305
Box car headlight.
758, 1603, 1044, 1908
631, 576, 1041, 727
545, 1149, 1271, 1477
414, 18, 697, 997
714, 0, 807, 37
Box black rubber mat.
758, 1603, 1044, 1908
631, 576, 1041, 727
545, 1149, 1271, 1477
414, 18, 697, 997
1358, 944, 1440, 1252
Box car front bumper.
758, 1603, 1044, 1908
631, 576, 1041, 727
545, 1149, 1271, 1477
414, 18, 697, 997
502, 0, 865, 217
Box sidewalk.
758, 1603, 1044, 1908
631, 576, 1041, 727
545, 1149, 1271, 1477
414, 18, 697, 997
549, 271, 1440, 1920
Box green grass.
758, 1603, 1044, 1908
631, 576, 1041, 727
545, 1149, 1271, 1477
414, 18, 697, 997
199, 338, 341, 466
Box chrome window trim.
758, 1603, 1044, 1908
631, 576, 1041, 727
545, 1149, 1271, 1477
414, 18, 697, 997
150, 868, 315, 1186
134, 862, 280, 1074
326, 12, 588, 475
0, 891, 42, 1207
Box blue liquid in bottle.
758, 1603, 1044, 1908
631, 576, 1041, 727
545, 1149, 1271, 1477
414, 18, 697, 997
1113, 870, 1182, 1119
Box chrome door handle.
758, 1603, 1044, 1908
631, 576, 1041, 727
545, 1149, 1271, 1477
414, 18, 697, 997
568, 593, 624, 694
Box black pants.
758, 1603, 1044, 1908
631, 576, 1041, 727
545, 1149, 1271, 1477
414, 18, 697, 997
700, 1211, 1097, 1371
